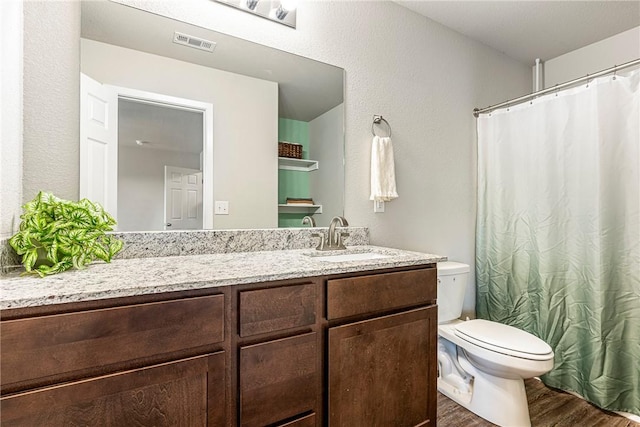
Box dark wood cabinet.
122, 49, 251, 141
0, 264, 437, 426
328, 307, 437, 427
1, 295, 225, 393
240, 332, 319, 426
239, 283, 316, 337
1, 352, 226, 427
327, 267, 438, 427
236, 280, 322, 426
327, 268, 436, 320
1, 293, 228, 427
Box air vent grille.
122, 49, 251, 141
173, 31, 216, 53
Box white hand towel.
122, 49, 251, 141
370, 136, 399, 202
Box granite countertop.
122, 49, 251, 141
0, 246, 445, 310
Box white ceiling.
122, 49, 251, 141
118, 100, 203, 154
395, 1, 640, 65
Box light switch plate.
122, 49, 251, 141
215, 201, 229, 215
374, 200, 385, 213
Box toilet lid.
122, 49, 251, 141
454, 319, 553, 360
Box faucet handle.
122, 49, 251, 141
335, 231, 350, 250
302, 215, 316, 227
311, 232, 326, 251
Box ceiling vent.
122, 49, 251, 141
173, 31, 216, 53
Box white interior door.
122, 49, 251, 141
164, 166, 203, 230
79, 73, 118, 219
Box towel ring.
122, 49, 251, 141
372, 115, 392, 138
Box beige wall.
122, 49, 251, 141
81, 39, 279, 229
22, 1, 80, 203
0, 0, 23, 238
543, 26, 640, 88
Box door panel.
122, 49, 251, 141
80, 73, 118, 218
164, 166, 203, 230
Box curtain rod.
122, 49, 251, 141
473, 58, 640, 117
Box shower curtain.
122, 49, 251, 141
476, 69, 640, 415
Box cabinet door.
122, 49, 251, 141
328, 307, 436, 427
240, 332, 318, 427
1, 352, 226, 427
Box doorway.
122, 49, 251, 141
80, 73, 214, 230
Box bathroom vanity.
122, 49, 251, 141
0, 246, 443, 426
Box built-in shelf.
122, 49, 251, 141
278, 204, 323, 214
278, 157, 319, 172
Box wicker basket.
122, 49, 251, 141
278, 141, 303, 159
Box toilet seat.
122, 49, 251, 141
454, 319, 553, 361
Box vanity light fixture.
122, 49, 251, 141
245, 0, 259, 10
273, 0, 297, 20
214, 0, 297, 28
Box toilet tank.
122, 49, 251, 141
437, 261, 470, 323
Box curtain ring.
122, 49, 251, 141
613, 66, 617, 81
372, 115, 392, 138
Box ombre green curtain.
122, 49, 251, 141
476, 69, 640, 416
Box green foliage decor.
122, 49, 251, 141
9, 192, 124, 277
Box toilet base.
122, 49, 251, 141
438, 346, 532, 427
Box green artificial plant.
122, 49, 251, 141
9, 191, 124, 277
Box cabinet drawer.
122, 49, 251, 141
1, 294, 224, 391
1, 352, 226, 427
327, 268, 436, 320
240, 332, 318, 427
239, 283, 316, 337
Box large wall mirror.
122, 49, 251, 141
80, 1, 344, 232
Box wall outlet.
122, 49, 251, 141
215, 201, 229, 215
374, 200, 385, 213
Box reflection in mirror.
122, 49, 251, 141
118, 99, 204, 231
80, 0, 344, 231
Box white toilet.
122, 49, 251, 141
437, 261, 554, 427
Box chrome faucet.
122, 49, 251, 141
328, 216, 349, 250
311, 216, 349, 251
301, 216, 316, 227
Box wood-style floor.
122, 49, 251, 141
437, 378, 639, 427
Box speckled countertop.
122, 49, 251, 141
0, 246, 445, 310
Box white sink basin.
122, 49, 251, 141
311, 251, 391, 263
